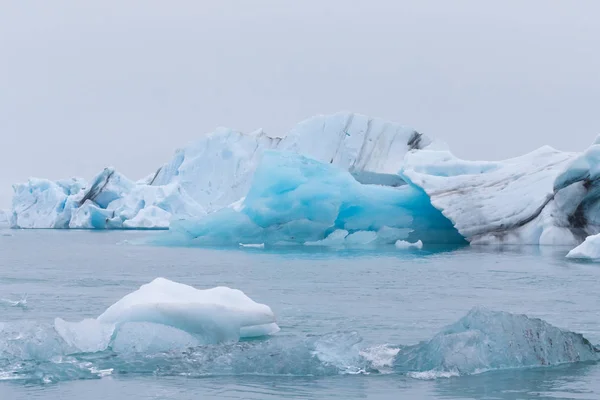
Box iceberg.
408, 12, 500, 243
160, 151, 465, 246
399, 135, 600, 249
10, 168, 205, 230
54, 277, 279, 352
10, 112, 432, 230
8, 109, 600, 253
394, 308, 599, 377
566, 233, 600, 260
0, 210, 8, 227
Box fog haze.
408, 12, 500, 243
1, 1, 598, 207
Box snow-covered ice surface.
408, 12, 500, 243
400, 146, 577, 245
159, 151, 464, 247
54, 278, 279, 353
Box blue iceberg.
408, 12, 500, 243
162, 151, 465, 247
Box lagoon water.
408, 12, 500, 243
1, 229, 599, 399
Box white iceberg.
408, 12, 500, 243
394, 308, 599, 377
400, 146, 578, 245
566, 233, 600, 260
55, 277, 279, 353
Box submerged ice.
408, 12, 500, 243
394, 308, 599, 377
1, 307, 597, 384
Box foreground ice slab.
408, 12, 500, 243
162, 151, 464, 246
2, 307, 597, 383
54, 278, 279, 352
394, 308, 599, 377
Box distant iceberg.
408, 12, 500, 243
8, 111, 600, 257
55, 277, 279, 353
394, 308, 599, 377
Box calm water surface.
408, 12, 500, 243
0, 229, 599, 399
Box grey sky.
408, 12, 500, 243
1, 1, 598, 208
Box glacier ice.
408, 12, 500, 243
394, 308, 599, 377
160, 151, 465, 247
54, 277, 279, 353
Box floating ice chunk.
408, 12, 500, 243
54, 278, 279, 352
395, 240, 423, 249
97, 278, 279, 342
239, 243, 265, 248
567, 233, 600, 260
394, 308, 599, 377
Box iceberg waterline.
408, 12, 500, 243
0, 290, 597, 384
6, 111, 600, 255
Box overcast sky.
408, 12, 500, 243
1, 1, 598, 207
